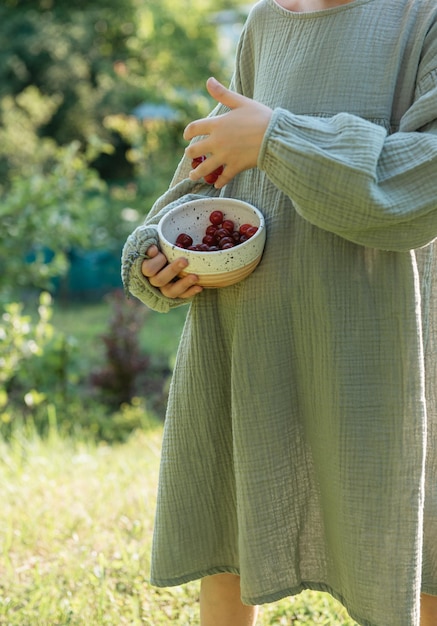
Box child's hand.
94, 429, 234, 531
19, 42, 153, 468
141, 245, 203, 299
184, 77, 272, 189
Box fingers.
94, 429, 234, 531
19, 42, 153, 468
186, 154, 225, 184
161, 276, 204, 299
205, 76, 243, 107
183, 119, 213, 143
141, 246, 203, 299
183, 77, 245, 142
206, 76, 248, 110
141, 245, 168, 277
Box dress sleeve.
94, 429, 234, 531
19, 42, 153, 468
258, 66, 437, 252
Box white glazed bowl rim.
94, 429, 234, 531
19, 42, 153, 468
157, 197, 265, 271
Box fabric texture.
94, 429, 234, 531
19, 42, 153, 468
122, 0, 437, 624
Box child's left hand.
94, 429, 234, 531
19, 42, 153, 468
184, 77, 272, 189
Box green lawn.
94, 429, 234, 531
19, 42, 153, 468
52, 298, 188, 364
0, 428, 358, 625
1, 297, 358, 624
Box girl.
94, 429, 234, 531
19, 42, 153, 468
122, 0, 437, 624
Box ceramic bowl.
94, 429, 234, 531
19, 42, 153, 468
157, 197, 266, 288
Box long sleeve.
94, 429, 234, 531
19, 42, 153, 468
258, 67, 437, 252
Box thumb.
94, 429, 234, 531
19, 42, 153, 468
206, 77, 245, 109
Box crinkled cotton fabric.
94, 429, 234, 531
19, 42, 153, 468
122, 0, 437, 624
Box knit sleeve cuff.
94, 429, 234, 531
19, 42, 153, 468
121, 225, 188, 313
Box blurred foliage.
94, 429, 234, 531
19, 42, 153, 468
0, 0, 246, 295
0, 0, 247, 439
0, 292, 78, 416
90, 291, 152, 408
0, 0, 242, 178
0, 291, 169, 442
0, 141, 110, 295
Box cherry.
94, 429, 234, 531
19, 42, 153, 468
239, 223, 253, 236
209, 210, 224, 226
191, 155, 224, 185
191, 155, 206, 169
202, 234, 215, 246
219, 237, 235, 249
222, 219, 235, 233
245, 226, 258, 237
175, 233, 193, 248
214, 227, 230, 241
205, 225, 217, 237
204, 165, 224, 185
172, 210, 258, 252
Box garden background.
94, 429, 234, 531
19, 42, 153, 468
0, 0, 358, 623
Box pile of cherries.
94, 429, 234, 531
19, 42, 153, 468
174, 210, 258, 252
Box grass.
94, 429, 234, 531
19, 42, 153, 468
0, 298, 359, 624
52, 298, 188, 366
0, 426, 358, 625
0, 427, 162, 625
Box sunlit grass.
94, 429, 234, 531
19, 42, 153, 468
52, 298, 188, 364
0, 426, 358, 625
2, 297, 357, 624
0, 428, 160, 625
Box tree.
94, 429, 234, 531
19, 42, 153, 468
0, 0, 245, 294
0, 0, 236, 172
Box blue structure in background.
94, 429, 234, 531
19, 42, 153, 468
64, 248, 122, 300
25, 247, 123, 301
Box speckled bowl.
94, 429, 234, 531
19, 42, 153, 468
157, 197, 266, 288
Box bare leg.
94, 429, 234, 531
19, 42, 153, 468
200, 573, 259, 626
421, 593, 437, 625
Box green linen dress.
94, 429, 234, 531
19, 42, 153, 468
121, 0, 437, 624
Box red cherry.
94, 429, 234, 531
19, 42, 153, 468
222, 219, 234, 233
191, 156, 224, 184
214, 228, 230, 241
246, 226, 258, 238
209, 210, 224, 226
204, 165, 224, 185
175, 233, 193, 248
172, 213, 259, 253
239, 223, 252, 236
202, 234, 215, 246
219, 237, 235, 249
191, 155, 206, 169
205, 225, 217, 237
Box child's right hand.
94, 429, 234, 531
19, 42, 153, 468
141, 245, 203, 299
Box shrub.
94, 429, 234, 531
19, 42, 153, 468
0, 292, 80, 432
1, 289, 171, 442
0, 139, 111, 295
89, 290, 151, 406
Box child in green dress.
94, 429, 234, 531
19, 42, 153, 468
122, 0, 437, 623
